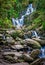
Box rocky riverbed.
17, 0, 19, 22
0, 29, 45, 65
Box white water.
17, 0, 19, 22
12, 4, 34, 28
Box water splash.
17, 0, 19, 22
12, 4, 34, 28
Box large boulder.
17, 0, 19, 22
30, 49, 40, 59
23, 53, 34, 62
32, 38, 45, 45
21, 39, 41, 49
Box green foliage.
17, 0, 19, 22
0, 0, 31, 28
42, 22, 45, 30
36, 0, 45, 10
0, 18, 12, 28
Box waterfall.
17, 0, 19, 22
12, 4, 34, 28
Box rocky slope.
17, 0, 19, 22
0, 29, 45, 65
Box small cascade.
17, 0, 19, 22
12, 4, 34, 28
32, 31, 40, 38
39, 46, 45, 58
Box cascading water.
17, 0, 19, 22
39, 46, 45, 58
25, 4, 33, 16
31, 30, 45, 58
12, 4, 34, 28
32, 31, 40, 38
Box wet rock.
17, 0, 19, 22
30, 49, 40, 59
23, 53, 34, 62
32, 38, 45, 45
22, 39, 41, 49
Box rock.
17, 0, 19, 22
8, 62, 29, 65
22, 39, 41, 49
3, 55, 17, 63
11, 45, 23, 50
3, 52, 23, 58
30, 49, 40, 59
3, 52, 24, 63
6, 37, 15, 45
32, 38, 45, 45
23, 53, 34, 62
30, 58, 42, 65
